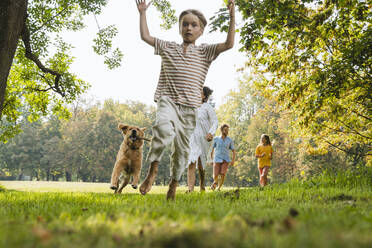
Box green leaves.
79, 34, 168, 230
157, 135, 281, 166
1, 0, 179, 143
93, 25, 118, 55
209, 8, 231, 33
104, 48, 123, 70
1, 34, 88, 141
222, 0, 371, 156
92, 25, 123, 69
152, 0, 177, 30
2, 1, 114, 142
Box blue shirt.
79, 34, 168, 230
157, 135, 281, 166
213, 136, 235, 163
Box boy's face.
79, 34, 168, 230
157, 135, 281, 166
180, 14, 203, 44
222, 127, 229, 136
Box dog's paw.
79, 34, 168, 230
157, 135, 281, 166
110, 185, 118, 190
132, 184, 138, 189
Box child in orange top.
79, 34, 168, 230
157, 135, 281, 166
255, 134, 273, 186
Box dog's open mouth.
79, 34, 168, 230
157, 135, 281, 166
129, 134, 137, 142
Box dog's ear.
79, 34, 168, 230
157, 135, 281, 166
118, 124, 129, 134
141, 127, 147, 132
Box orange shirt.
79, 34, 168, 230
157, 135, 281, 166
255, 145, 273, 168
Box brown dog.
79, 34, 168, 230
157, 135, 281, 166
110, 124, 147, 193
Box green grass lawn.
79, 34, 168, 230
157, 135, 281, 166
1, 175, 371, 248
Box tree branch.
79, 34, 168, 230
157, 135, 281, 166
32, 7, 69, 33
21, 22, 65, 97
0, 102, 9, 115
336, 118, 372, 140
24, 74, 53, 92
318, 121, 371, 141
351, 110, 372, 121
323, 140, 371, 156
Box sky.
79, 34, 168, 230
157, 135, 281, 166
63, 0, 247, 107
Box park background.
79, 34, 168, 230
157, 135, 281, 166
1, 0, 369, 185
0, 0, 371, 247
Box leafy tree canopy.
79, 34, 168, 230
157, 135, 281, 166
1, 0, 175, 142
211, 0, 371, 156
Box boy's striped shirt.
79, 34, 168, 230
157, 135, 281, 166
154, 38, 219, 108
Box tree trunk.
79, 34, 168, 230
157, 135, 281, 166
46, 168, 50, 181
0, 0, 27, 117
65, 171, 72, 182
17, 168, 23, 180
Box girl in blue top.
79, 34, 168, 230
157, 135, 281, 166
210, 124, 236, 190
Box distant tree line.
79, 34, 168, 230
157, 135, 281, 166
1, 92, 368, 186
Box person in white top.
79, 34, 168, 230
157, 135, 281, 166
186, 86, 218, 193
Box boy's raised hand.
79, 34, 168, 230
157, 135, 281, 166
136, 0, 152, 13
216, 0, 235, 54
227, 0, 235, 17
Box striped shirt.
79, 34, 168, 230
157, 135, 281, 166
154, 38, 219, 108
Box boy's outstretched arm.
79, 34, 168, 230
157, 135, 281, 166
231, 150, 236, 166
216, 0, 235, 54
136, 0, 155, 47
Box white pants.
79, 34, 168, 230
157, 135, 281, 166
147, 96, 196, 181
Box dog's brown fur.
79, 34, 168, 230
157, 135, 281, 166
110, 124, 146, 193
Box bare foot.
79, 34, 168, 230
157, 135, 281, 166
166, 179, 178, 200
139, 161, 158, 195
210, 182, 217, 191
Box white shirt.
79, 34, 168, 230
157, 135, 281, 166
188, 102, 218, 168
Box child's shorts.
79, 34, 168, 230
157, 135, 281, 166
147, 96, 196, 181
